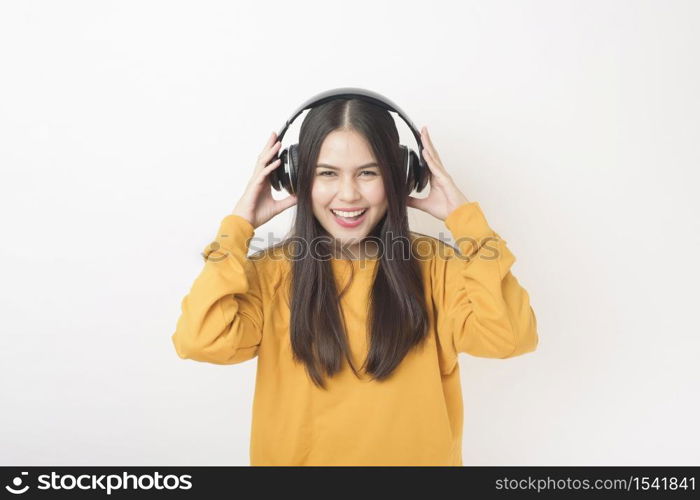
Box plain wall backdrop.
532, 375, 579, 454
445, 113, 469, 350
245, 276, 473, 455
1, 0, 698, 465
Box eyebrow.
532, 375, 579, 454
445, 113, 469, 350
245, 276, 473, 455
316, 162, 379, 170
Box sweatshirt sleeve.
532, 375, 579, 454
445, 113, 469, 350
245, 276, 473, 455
171, 214, 264, 365
432, 201, 538, 364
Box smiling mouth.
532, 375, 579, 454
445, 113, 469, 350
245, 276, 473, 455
330, 208, 368, 220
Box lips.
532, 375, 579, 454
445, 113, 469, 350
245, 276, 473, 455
330, 208, 367, 217
330, 208, 368, 228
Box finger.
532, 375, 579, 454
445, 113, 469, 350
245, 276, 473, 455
258, 141, 282, 167
421, 137, 442, 168
424, 134, 442, 164
275, 194, 298, 212
257, 132, 276, 161
421, 126, 443, 164
262, 158, 281, 173
254, 158, 281, 181
262, 131, 276, 151
424, 146, 453, 181
407, 195, 427, 211
421, 147, 445, 177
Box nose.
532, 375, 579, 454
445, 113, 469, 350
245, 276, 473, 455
337, 175, 362, 202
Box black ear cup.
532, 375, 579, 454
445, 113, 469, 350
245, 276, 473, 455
268, 150, 284, 192
269, 143, 300, 195
410, 149, 431, 193
401, 146, 431, 194
287, 143, 299, 195
399, 145, 412, 192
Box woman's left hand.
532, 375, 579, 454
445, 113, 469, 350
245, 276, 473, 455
407, 126, 471, 221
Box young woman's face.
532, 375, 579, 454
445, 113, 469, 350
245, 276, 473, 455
311, 129, 388, 257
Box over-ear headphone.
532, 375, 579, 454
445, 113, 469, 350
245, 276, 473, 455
268, 87, 431, 196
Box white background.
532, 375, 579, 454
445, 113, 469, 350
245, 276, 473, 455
1, 0, 698, 466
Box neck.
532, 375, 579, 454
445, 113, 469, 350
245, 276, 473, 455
333, 240, 379, 260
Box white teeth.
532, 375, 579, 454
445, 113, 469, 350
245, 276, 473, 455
331, 209, 366, 217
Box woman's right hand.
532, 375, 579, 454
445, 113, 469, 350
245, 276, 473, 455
232, 131, 298, 229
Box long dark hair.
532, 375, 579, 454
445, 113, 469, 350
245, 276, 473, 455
253, 98, 430, 389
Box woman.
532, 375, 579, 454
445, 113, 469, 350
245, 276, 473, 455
171, 97, 539, 466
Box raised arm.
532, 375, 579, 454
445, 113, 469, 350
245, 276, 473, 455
432, 201, 539, 363
171, 214, 264, 365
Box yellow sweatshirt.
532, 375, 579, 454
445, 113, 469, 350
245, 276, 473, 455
171, 201, 538, 466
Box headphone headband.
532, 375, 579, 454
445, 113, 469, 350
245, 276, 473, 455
275, 87, 424, 156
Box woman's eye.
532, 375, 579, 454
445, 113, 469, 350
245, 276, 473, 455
317, 170, 378, 177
